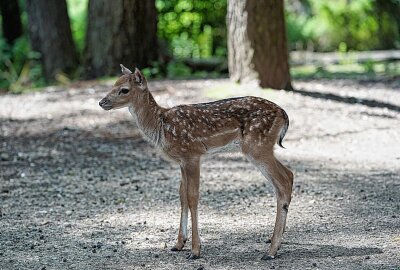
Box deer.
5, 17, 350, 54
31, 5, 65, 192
99, 65, 294, 260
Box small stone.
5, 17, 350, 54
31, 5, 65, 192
312, 262, 317, 267
365, 256, 370, 260
113, 249, 117, 252
30, 244, 35, 249
0, 153, 10, 161
154, 254, 159, 258
92, 249, 96, 253
62, 258, 67, 262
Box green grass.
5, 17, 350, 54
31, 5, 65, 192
291, 61, 400, 80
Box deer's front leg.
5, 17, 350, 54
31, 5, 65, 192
183, 158, 201, 260
171, 166, 188, 251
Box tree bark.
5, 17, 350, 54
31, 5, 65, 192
85, 0, 158, 78
0, 0, 23, 44
26, 0, 78, 80
227, 0, 292, 90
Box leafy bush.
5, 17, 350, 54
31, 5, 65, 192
166, 61, 192, 78
157, 0, 227, 59
286, 0, 400, 51
0, 36, 45, 93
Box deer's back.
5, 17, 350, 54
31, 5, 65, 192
160, 96, 286, 158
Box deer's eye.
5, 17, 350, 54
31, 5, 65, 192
119, 88, 130, 95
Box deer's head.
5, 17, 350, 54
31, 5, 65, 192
99, 64, 147, 110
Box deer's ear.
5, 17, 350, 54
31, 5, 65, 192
134, 68, 144, 85
120, 64, 132, 75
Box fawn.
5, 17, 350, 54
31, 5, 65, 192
99, 65, 294, 260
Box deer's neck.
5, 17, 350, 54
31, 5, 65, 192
128, 89, 165, 146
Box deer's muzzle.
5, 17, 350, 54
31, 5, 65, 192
99, 97, 112, 110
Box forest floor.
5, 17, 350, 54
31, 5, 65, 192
0, 77, 399, 270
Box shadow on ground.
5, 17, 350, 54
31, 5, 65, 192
1, 120, 399, 269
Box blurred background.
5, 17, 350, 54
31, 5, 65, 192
1, 0, 399, 93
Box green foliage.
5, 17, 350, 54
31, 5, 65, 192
286, 0, 400, 51
166, 61, 192, 78
66, 0, 88, 53
142, 62, 164, 79
0, 36, 45, 93
157, 0, 227, 59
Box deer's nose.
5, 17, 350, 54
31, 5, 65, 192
99, 98, 112, 110
99, 97, 109, 106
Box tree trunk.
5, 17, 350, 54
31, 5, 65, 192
26, 0, 78, 80
85, 0, 158, 78
375, 0, 400, 49
0, 0, 23, 44
227, 0, 292, 90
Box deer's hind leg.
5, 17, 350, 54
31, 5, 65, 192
244, 146, 293, 260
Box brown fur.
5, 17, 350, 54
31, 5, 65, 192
99, 66, 294, 260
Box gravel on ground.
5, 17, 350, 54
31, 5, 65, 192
0, 78, 399, 269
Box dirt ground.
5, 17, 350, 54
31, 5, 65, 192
0, 77, 399, 270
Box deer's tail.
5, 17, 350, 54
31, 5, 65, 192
277, 109, 289, 149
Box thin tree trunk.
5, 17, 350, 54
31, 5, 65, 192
85, 0, 158, 78
227, 0, 292, 90
26, 0, 78, 80
0, 0, 23, 44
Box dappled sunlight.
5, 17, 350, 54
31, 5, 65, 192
1, 78, 399, 268
2, 0, 399, 268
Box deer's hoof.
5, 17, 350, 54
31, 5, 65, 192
187, 253, 200, 260
261, 254, 275, 260
171, 246, 182, 252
